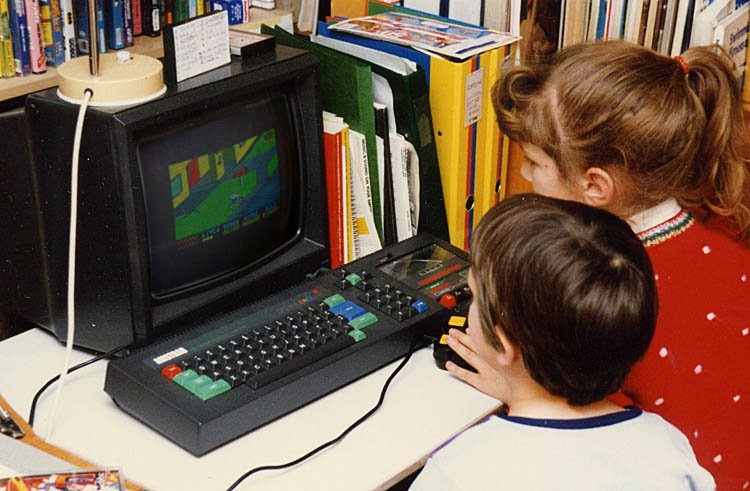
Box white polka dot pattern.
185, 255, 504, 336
702, 245, 711, 254
694, 365, 702, 374
743, 328, 749, 336
659, 347, 668, 358
655, 398, 664, 406
706, 312, 716, 321
713, 454, 722, 464
733, 395, 741, 403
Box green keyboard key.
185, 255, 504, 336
185, 374, 213, 394
324, 294, 346, 308
194, 379, 232, 401
345, 273, 362, 286
348, 330, 367, 342
348, 312, 378, 330
173, 369, 198, 388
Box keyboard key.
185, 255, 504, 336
194, 379, 231, 401
411, 300, 429, 313
173, 369, 199, 387
345, 273, 362, 286
330, 301, 366, 321
448, 316, 467, 328
185, 374, 213, 394
247, 334, 355, 390
161, 364, 182, 380
348, 312, 378, 330
324, 294, 346, 308
348, 330, 367, 342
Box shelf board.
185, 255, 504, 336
0, 35, 164, 102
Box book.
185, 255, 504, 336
8, 0, 31, 74
712, 2, 749, 78
348, 128, 382, 258
131, 0, 142, 35
141, 0, 161, 35
24, 0, 46, 72
105, 0, 125, 48
39, 0, 54, 63
0, 0, 14, 77
59, 0, 75, 59
690, 0, 729, 45
323, 115, 346, 268
314, 24, 450, 241
123, 0, 134, 45
374, 102, 398, 246
330, 12, 519, 60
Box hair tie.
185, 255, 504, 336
674, 56, 690, 75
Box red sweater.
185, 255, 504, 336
623, 209, 750, 490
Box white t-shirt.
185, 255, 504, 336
410, 407, 715, 491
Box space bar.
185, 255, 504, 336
247, 334, 356, 390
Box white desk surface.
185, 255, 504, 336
0, 329, 502, 491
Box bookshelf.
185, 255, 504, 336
0, 35, 165, 102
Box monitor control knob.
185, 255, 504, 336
116, 50, 132, 63
439, 293, 457, 309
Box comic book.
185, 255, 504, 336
329, 11, 518, 60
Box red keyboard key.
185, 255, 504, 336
161, 364, 183, 380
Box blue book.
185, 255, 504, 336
74, 0, 107, 53
105, 0, 125, 49
49, 0, 65, 65
97, 0, 107, 52
595, 0, 607, 39
8, 0, 31, 74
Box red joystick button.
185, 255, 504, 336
439, 293, 457, 309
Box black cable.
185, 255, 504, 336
28, 344, 129, 427
226, 336, 421, 491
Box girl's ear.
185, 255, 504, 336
577, 167, 617, 209
494, 326, 518, 368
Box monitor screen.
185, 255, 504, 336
139, 95, 301, 296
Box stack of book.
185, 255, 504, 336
0, 0, 280, 78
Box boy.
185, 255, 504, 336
411, 194, 714, 490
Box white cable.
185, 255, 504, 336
46, 89, 93, 441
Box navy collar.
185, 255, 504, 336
498, 406, 642, 430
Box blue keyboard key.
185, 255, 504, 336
411, 300, 429, 313
329, 301, 367, 321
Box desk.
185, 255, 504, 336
0, 329, 502, 490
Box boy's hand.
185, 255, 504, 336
446, 328, 508, 402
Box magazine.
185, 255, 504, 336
0, 469, 124, 491
329, 12, 520, 60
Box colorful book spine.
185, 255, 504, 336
8, 0, 31, 74
131, 0, 141, 35
105, 0, 125, 48
59, 0, 75, 59
141, 0, 161, 35
187, 0, 195, 18
123, 0, 133, 44
0, 0, 14, 77
96, 0, 106, 51
38, 0, 52, 62
49, 0, 65, 65
24, 0, 46, 72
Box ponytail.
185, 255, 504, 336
682, 45, 750, 235
492, 41, 750, 236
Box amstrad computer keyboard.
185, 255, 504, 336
104, 234, 472, 455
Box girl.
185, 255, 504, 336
445, 41, 750, 490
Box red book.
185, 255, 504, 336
323, 124, 344, 269
131, 0, 142, 36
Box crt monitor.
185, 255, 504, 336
0, 46, 329, 352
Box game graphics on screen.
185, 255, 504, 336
167, 129, 282, 250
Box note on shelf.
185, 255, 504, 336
163, 11, 232, 85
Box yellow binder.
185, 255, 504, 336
430, 42, 518, 251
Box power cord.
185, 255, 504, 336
46, 88, 93, 440
29, 344, 129, 428
225, 335, 421, 491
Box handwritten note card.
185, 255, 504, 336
169, 11, 231, 83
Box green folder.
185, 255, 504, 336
262, 25, 383, 238
368, 64, 449, 241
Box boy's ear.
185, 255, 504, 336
493, 326, 518, 367
577, 167, 617, 209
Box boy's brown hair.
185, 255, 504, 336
469, 194, 657, 406
492, 41, 750, 234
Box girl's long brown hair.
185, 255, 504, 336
492, 41, 750, 234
